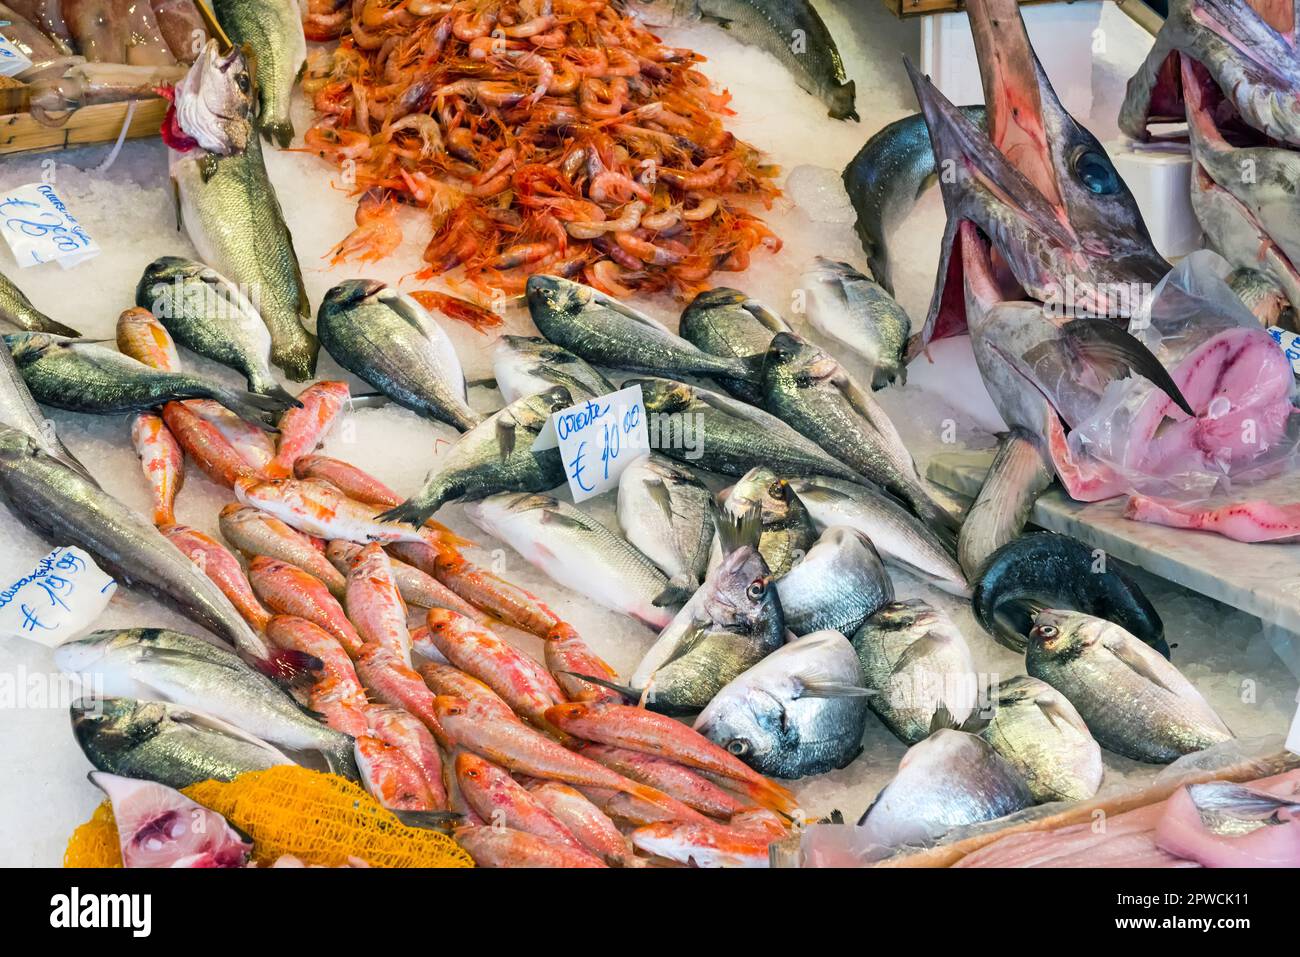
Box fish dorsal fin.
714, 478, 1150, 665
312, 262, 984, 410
741, 299, 790, 334
591, 290, 673, 333
1100, 631, 1182, 696
539, 505, 590, 532
1061, 318, 1194, 417
929, 703, 957, 735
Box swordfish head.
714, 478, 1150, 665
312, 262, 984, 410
909, 0, 1169, 352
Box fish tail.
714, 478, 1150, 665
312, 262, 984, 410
323, 737, 362, 782
727, 775, 799, 817
957, 428, 1053, 581
259, 117, 295, 150
250, 375, 303, 410
379, 482, 449, 528
209, 383, 296, 429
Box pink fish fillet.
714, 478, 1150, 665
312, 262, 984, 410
1125, 494, 1300, 543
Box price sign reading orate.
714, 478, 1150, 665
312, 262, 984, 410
535, 385, 650, 503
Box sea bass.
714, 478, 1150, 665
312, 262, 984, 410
167, 42, 318, 380
0, 426, 272, 663
694, 630, 870, 779
210, 0, 306, 147
1026, 609, 1233, 763
0, 268, 80, 336
56, 629, 358, 779
787, 475, 967, 596
762, 332, 957, 535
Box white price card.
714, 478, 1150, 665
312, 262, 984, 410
1268, 326, 1300, 377
1288, 694, 1300, 756
535, 385, 650, 503
0, 33, 33, 78
0, 183, 101, 269
0, 546, 117, 647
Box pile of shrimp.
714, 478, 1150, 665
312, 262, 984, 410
302, 0, 782, 299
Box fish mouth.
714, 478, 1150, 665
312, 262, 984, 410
907, 0, 1168, 350
1121, 0, 1300, 145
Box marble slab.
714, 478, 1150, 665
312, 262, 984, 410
927, 451, 1300, 636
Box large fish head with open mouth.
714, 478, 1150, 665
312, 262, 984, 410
1119, 0, 1300, 147
909, 0, 1169, 352
171, 39, 255, 155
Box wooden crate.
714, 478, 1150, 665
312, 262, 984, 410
883, 0, 1059, 17
0, 97, 166, 157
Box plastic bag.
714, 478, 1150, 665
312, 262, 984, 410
1065, 251, 1299, 500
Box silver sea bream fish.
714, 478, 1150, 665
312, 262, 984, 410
465, 491, 686, 629
718, 466, 817, 579
979, 674, 1103, 803
678, 287, 790, 404
71, 696, 295, 789
858, 729, 1033, 850
694, 630, 870, 779
627, 544, 784, 713
1026, 609, 1232, 763
776, 526, 893, 637
617, 455, 716, 595
317, 279, 480, 432
852, 598, 978, 745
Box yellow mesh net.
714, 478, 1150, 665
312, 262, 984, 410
64, 765, 474, 869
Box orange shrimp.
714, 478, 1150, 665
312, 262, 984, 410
328, 190, 403, 264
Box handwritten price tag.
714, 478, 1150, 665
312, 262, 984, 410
1288, 694, 1300, 757
0, 546, 117, 647
535, 385, 650, 503
1268, 326, 1300, 377
0, 183, 101, 269
0, 33, 33, 78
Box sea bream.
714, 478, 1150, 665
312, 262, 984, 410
526, 275, 759, 384
617, 455, 716, 596
694, 630, 871, 779
800, 257, 910, 389
464, 492, 686, 629
678, 287, 791, 404
1026, 609, 1233, 764
165, 41, 318, 381
624, 541, 784, 714
776, 526, 892, 638
636, 0, 857, 120
317, 280, 480, 432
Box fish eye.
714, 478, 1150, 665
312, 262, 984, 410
726, 738, 750, 756
746, 579, 765, 601
1035, 625, 1058, 639
1072, 148, 1119, 195
767, 480, 787, 500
